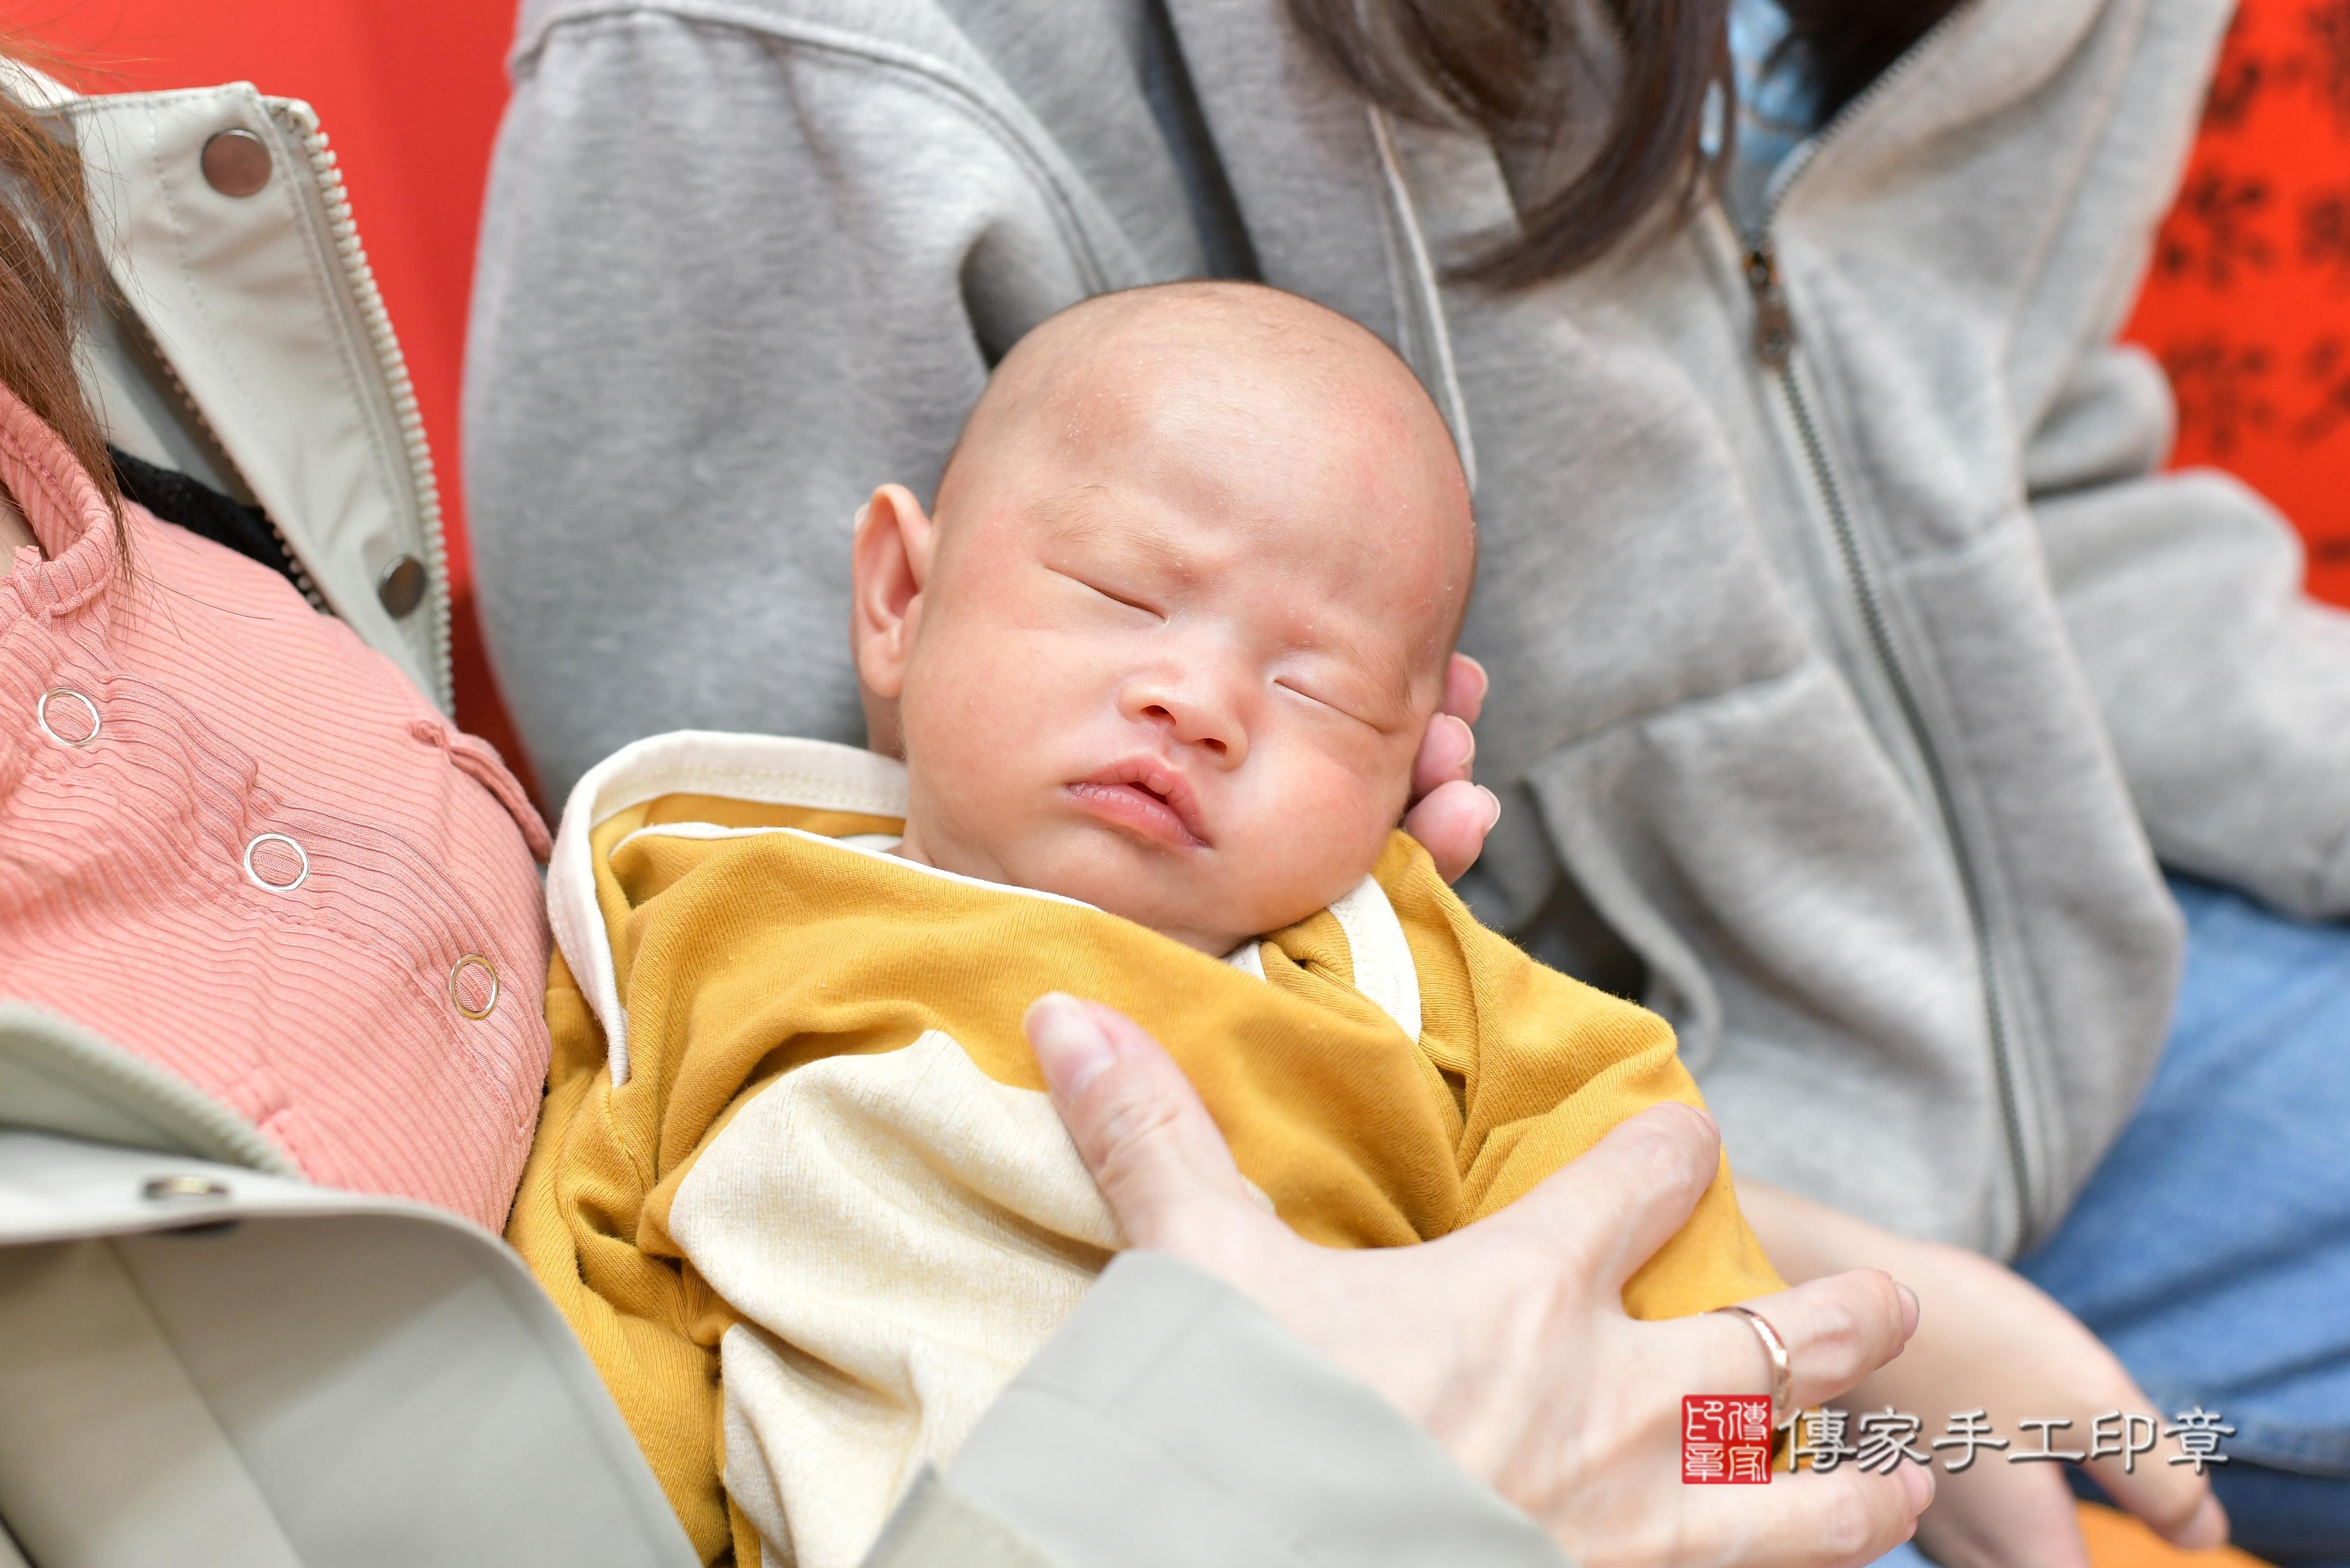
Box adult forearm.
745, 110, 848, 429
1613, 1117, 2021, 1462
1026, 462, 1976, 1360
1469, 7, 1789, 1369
1732, 1177, 1889, 1287
1733, 1175, 2228, 1563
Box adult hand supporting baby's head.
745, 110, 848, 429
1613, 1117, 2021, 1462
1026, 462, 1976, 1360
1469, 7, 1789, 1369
1024, 992, 1932, 1568
1406, 652, 1498, 884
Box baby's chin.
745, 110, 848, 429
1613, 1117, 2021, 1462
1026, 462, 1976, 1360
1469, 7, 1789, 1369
1111, 904, 1339, 958
1038, 858, 1339, 959
1035, 874, 1253, 957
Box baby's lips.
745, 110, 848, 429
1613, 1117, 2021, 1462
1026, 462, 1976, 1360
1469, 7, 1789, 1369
1064, 779, 1197, 850
1069, 756, 1212, 848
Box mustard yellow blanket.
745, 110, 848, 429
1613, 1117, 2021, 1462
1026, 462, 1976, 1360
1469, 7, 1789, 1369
510, 734, 1780, 1568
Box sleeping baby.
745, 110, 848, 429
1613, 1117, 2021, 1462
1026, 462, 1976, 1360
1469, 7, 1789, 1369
511, 282, 1782, 1568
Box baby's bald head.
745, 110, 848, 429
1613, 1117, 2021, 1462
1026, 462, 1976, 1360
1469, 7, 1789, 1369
856, 282, 1478, 953
935, 282, 1475, 670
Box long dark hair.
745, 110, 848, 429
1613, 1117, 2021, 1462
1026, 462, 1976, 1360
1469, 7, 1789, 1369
1290, 0, 1965, 287
0, 45, 125, 535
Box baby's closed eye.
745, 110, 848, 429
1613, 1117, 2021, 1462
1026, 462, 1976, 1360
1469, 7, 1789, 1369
1273, 672, 1394, 733
1052, 565, 1164, 620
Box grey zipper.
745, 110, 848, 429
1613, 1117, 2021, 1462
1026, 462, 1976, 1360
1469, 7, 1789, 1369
1732, 2, 2036, 1247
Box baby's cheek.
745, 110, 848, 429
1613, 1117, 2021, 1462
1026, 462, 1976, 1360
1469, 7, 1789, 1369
1234, 744, 1410, 920
905, 635, 1057, 811
914, 623, 1068, 738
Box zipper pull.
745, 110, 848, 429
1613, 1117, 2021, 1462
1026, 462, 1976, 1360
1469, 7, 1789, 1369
1744, 239, 1797, 368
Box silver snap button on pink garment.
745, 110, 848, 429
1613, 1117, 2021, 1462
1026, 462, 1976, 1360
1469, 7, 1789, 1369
242, 832, 310, 893
200, 128, 272, 197
449, 954, 499, 1020
36, 687, 99, 747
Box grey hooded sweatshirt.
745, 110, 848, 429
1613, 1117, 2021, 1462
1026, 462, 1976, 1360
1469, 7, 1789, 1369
467, 0, 2350, 1260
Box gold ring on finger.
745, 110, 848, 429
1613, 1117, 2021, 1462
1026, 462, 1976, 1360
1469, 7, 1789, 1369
1713, 1303, 1793, 1427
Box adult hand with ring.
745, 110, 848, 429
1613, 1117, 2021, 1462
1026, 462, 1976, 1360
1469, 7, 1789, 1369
1715, 1303, 1795, 1427
1027, 993, 1934, 1568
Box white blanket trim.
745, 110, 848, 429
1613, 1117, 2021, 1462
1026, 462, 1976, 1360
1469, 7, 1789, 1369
549, 732, 910, 1085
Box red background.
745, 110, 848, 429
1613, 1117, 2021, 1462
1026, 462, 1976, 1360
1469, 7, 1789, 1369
2124, 2, 2350, 604
19, 0, 2350, 809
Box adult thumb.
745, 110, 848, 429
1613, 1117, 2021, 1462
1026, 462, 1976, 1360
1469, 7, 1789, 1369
1025, 994, 1264, 1253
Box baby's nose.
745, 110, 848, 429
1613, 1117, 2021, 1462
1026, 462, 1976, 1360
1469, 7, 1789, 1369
1132, 685, 1248, 766
1141, 702, 1231, 759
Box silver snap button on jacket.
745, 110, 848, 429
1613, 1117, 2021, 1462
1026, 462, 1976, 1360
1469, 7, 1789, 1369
141, 1175, 232, 1202
200, 128, 272, 197
377, 554, 427, 618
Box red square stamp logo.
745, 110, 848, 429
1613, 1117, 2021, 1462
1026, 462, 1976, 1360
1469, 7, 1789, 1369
1684, 1395, 1773, 1484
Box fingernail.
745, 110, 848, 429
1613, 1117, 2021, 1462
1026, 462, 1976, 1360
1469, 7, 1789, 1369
1026, 993, 1114, 1100
1477, 785, 1502, 831
1895, 1283, 1920, 1339
1454, 716, 1477, 765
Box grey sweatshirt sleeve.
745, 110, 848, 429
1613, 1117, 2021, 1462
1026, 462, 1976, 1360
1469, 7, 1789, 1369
870, 1252, 1568, 1568
464, 1, 1140, 799
2028, 339, 2350, 918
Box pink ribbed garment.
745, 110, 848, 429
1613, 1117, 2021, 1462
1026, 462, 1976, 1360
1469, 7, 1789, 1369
0, 382, 553, 1231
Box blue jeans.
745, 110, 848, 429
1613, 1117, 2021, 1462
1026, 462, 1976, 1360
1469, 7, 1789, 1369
1874, 875, 2350, 1567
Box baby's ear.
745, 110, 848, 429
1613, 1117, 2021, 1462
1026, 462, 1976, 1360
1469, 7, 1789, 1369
850, 485, 936, 713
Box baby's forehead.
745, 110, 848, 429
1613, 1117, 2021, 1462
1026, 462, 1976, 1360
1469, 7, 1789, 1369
985, 286, 1450, 468
1030, 320, 1463, 534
